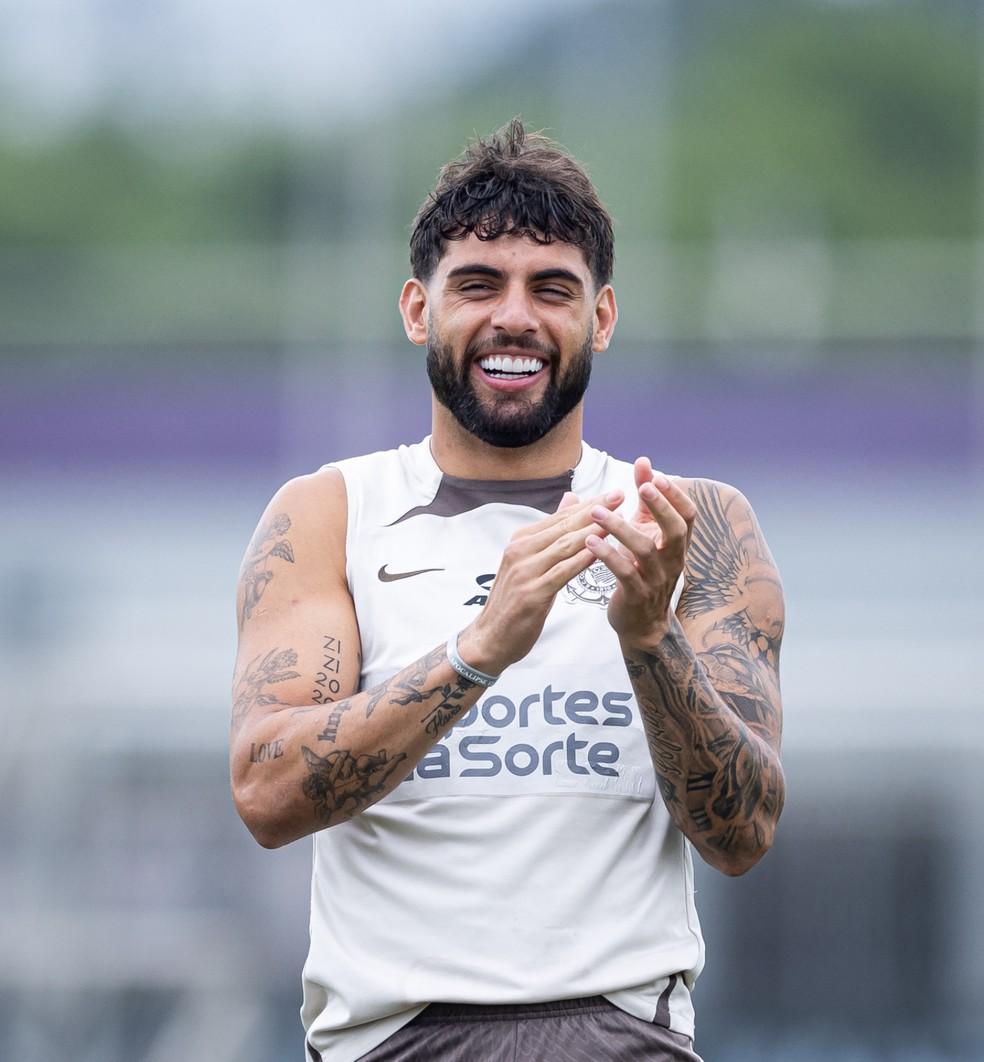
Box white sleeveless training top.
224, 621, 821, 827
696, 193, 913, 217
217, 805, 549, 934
301, 438, 704, 1062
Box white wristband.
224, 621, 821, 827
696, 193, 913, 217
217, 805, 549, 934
446, 634, 499, 688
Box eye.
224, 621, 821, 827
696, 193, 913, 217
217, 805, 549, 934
537, 286, 573, 299
459, 281, 494, 293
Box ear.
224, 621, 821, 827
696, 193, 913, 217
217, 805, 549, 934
591, 284, 618, 354
399, 278, 429, 346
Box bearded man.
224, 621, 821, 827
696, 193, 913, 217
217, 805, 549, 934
231, 119, 785, 1062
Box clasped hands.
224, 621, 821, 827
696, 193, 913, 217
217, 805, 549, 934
459, 456, 697, 677
580, 456, 696, 649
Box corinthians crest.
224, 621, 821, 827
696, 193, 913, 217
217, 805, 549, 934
565, 560, 616, 608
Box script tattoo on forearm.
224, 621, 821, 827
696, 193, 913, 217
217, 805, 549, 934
418, 675, 478, 736
239, 513, 295, 629
317, 702, 352, 744
301, 645, 478, 825
232, 647, 301, 731
376, 645, 478, 735
363, 645, 476, 731
625, 628, 782, 858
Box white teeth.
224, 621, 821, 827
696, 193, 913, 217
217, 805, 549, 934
478, 355, 546, 374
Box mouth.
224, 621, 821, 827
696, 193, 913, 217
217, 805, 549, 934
472, 350, 549, 392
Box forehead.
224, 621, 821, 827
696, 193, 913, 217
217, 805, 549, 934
433, 231, 592, 284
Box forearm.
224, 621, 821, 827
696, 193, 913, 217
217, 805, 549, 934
623, 616, 785, 875
231, 642, 482, 847
230, 487, 623, 848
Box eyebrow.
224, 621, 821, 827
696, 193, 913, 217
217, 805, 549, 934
445, 264, 584, 290
446, 264, 503, 281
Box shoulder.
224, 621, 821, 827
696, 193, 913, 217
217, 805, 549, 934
267, 442, 417, 522
674, 475, 745, 509
246, 466, 349, 583
675, 476, 784, 645
675, 477, 771, 556
265, 466, 347, 529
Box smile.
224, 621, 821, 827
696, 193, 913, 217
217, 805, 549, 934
477, 354, 545, 380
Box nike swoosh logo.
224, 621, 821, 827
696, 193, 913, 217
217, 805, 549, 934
377, 564, 445, 582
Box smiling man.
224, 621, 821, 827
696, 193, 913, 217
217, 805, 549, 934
230, 120, 785, 1062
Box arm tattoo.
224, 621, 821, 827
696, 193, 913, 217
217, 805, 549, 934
625, 627, 782, 860
314, 634, 352, 742
239, 512, 295, 629
302, 644, 477, 823
678, 482, 743, 618
317, 701, 353, 743
359, 646, 443, 721
679, 482, 785, 671
232, 647, 300, 730
418, 675, 478, 736
711, 612, 782, 670
697, 643, 778, 742
379, 645, 478, 735
312, 634, 344, 704
301, 746, 407, 825
364, 644, 476, 724
680, 480, 784, 673
623, 480, 785, 867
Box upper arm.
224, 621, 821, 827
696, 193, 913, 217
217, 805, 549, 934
676, 478, 785, 752
231, 467, 361, 751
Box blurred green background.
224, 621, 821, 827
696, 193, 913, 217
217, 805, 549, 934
2, 0, 980, 352
2, 1, 982, 1060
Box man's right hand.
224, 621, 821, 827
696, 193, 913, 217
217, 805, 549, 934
457, 489, 624, 677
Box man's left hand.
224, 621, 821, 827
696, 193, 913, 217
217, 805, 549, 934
585, 456, 697, 648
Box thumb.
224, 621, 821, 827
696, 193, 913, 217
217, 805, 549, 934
557, 490, 580, 511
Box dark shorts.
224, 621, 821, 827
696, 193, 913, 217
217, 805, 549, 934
354, 996, 703, 1061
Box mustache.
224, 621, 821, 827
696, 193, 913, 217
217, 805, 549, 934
463, 334, 559, 360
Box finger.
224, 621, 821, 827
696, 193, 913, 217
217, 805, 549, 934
532, 501, 623, 569
634, 456, 653, 494
585, 533, 641, 583
523, 490, 623, 550
638, 481, 689, 544
650, 471, 697, 524
556, 490, 580, 512
520, 490, 617, 535
590, 505, 660, 566
539, 545, 603, 593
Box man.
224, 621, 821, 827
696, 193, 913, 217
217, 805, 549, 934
231, 119, 785, 1062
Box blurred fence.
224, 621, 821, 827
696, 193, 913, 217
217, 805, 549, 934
2, 239, 982, 349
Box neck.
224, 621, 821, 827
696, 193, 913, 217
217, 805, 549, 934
429, 399, 584, 480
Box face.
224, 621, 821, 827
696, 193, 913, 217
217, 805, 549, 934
401, 233, 617, 450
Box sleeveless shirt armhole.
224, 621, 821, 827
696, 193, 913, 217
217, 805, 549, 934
319, 462, 358, 601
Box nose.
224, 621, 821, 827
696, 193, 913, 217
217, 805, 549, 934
489, 283, 538, 336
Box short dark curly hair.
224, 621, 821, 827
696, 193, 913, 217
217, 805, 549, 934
410, 119, 614, 288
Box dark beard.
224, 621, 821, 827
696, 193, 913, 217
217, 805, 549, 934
426, 332, 593, 449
